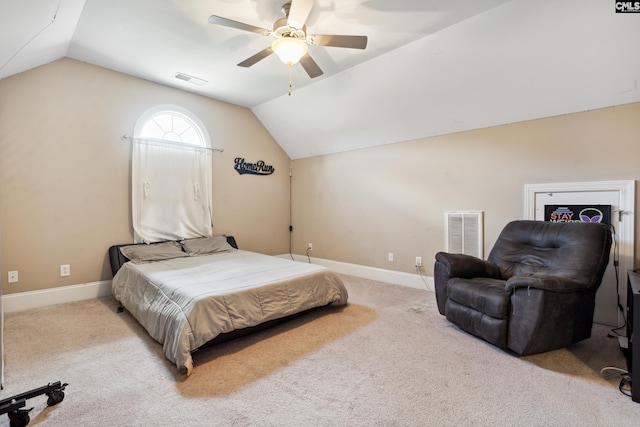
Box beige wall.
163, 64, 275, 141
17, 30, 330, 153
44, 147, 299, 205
291, 103, 640, 275
1, 57, 638, 295
0, 58, 291, 294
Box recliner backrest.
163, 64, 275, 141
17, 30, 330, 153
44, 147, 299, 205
487, 220, 612, 288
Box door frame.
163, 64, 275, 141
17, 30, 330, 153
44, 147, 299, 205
524, 180, 635, 326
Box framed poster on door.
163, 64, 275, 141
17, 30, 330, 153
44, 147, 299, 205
524, 180, 635, 327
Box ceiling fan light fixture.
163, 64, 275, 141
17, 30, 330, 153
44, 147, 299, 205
271, 37, 308, 66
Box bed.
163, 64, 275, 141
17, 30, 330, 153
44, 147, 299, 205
109, 236, 348, 376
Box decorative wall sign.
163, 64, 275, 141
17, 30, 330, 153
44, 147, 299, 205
234, 157, 275, 176
544, 204, 612, 225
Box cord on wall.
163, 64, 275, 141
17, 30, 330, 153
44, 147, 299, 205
288, 161, 294, 260
415, 265, 430, 290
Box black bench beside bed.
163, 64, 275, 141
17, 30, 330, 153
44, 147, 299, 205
108, 236, 348, 375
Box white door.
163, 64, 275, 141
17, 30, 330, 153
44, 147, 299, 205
525, 181, 635, 327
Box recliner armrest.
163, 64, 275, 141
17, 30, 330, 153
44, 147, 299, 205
435, 252, 501, 279
505, 275, 587, 293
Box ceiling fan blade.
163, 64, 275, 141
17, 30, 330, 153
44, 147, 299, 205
299, 53, 323, 79
287, 0, 315, 30
309, 34, 368, 50
208, 15, 271, 36
238, 47, 274, 67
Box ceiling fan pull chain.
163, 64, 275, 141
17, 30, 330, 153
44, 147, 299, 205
288, 64, 293, 96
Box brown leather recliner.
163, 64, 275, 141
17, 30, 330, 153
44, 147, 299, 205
434, 220, 612, 355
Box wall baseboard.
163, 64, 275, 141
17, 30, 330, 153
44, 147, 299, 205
2, 281, 112, 314
2, 256, 434, 313
280, 254, 434, 292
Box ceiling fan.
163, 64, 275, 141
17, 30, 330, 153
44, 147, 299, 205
208, 0, 368, 79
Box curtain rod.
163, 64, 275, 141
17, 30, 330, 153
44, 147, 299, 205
122, 135, 224, 152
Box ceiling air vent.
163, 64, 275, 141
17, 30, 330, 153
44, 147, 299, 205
445, 211, 484, 258
173, 72, 208, 86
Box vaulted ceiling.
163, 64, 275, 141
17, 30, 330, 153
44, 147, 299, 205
2, 0, 639, 159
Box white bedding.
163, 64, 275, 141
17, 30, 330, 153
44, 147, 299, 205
111, 249, 348, 375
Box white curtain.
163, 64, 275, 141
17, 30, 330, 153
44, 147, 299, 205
132, 139, 213, 243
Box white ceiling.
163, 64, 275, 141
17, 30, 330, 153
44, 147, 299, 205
1, 0, 639, 159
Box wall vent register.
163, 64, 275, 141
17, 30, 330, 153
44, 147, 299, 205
445, 211, 484, 258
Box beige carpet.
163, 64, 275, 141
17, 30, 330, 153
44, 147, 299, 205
1, 274, 639, 426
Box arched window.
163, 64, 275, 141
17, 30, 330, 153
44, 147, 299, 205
131, 106, 213, 243
134, 105, 210, 147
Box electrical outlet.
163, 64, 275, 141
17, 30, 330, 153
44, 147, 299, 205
388, 252, 394, 262
8, 271, 18, 283
307, 243, 313, 251
60, 264, 70, 277
415, 256, 422, 267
